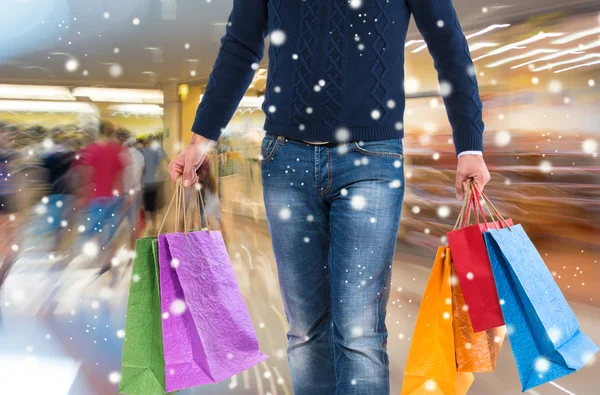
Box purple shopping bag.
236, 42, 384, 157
158, 229, 268, 392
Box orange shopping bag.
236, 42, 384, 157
451, 263, 506, 373
401, 247, 474, 395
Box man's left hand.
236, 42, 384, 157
455, 154, 491, 200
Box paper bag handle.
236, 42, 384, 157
158, 177, 211, 235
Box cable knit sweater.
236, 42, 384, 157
192, 0, 484, 154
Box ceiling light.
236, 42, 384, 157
485, 49, 559, 67
552, 27, 600, 45
554, 59, 600, 73
72, 87, 164, 104
465, 24, 511, 39
0, 85, 75, 101
404, 40, 424, 48
108, 104, 163, 116
531, 54, 600, 72
469, 42, 500, 52
0, 100, 98, 114
410, 24, 510, 53
200, 95, 264, 109
473, 32, 565, 62
511, 40, 600, 69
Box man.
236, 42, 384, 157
39, 131, 77, 260
77, 121, 130, 277
141, 135, 169, 235
120, 133, 145, 251
170, 1, 490, 393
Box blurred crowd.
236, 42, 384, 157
0, 121, 221, 304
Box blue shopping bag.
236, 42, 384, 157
484, 224, 598, 391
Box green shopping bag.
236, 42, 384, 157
119, 237, 173, 395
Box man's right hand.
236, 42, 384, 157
168, 134, 214, 188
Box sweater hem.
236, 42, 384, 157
263, 119, 404, 142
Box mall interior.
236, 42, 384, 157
0, 1, 599, 394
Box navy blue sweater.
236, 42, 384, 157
192, 0, 484, 154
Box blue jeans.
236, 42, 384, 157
260, 134, 405, 395
81, 197, 123, 246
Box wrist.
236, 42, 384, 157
189, 133, 211, 146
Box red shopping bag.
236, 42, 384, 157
447, 182, 511, 332
136, 209, 146, 238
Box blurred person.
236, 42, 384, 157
38, 131, 78, 260
170, 0, 490, 393
197, 161, 226, 239
121, 135, 145, 253
141, 134, 169, 235
76, 121, 131, 278
0, 132, 21, 289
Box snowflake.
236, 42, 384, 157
83, 241, 99, 257
389, 180, 402, 189
351, 327, 363, 337
437, 206, 450, 218
279, 207, 291, 220
270, 30, 286, 46
539, 160, 552, 173
582, 139, 597, 154
534, 357, 550, 373
495, 130, 511, 147
350, 195, 366, 210
547, 79, 562, 94
349, 0, 363, 9
108, 372, 121, 384
439, 81, 452, 97
424, 379, 437, 391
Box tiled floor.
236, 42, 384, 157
1, 214, 598, 395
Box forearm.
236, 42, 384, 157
191, 0, 268, 141
407, 0, 484, 154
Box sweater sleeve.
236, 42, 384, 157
191, 0, 269, 141
406, 0, 484, 154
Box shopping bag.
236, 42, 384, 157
401, 247, 474, 395
157, 179, 268, 392
484, 224, 598, 390
119, 237, 172, 395
447, 183, 509, 332
451, 263, 506, 373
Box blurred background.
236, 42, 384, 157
0, 0, 599, 394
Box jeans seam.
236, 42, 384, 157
261, 139, 278, 162
354, 142, 404, 158
314, 146, 320, 193
319, 148, 332, 196
325, 234, 335, 391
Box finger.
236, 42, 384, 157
169, 169, 181, 182
455, 174, 465, 200
169, 160, 183, 182
483, 171, 491, 188
183, 156, 201, 188
472, 173, 484, 191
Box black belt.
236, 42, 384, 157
266, 132, 341, 148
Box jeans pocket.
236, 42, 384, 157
354, 139, 403, 158
260, 136, 279, 162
